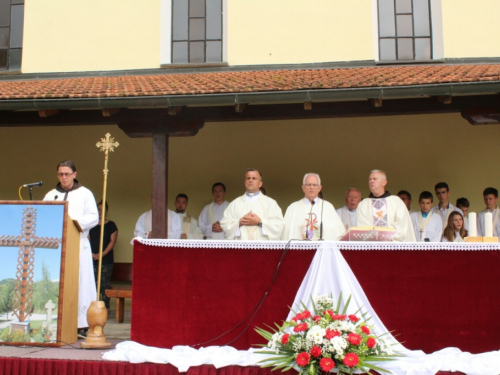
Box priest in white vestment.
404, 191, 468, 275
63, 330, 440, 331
431, 182, 463, 227
174, 194, 203, 239
356, 169, 416, 242
198, 182, 228, 240
283, 173, 345, 241
410, 191, 443, 242
221, 169, 284, 240
43, 160, 99, 331
477, 187, 500, 237
134, 209, 182, 239
336, 188, 362, 231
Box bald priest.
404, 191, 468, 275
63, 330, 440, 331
221, 169, 284, 240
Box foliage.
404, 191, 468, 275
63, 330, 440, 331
0, 279, 15, 315
255, 294, 401, 375
32, 261, 59, 313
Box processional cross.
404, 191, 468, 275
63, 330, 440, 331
0, 206, 61, 322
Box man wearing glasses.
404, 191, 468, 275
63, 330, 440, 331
44, 160, 99, 338
282, 173, 345, 241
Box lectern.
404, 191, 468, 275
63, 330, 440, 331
0, 201, 80, 347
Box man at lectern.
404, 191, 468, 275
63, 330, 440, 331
43, 160, 99, 337
282, 173, 345, 241
356, 169, 416, 242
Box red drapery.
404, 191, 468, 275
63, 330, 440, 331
131, 242, 500, 354
0, 358, 469, 375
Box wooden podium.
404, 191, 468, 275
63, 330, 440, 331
0, 201, 80, 347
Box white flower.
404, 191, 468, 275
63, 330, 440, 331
306, 325, 326, 344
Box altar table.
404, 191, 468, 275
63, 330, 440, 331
131, 240, 500, 354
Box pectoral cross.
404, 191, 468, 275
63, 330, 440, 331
0, 206, 61, 322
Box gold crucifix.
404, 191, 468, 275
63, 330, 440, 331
83, 132, 119, 348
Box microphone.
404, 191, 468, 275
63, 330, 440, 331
306, 200, 315, 240
320, 193, 325, 240
54, 195, 59, 201
23, 181, 43, 188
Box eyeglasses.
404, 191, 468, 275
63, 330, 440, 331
303, 184, 320, 188
57, 172, 74, 177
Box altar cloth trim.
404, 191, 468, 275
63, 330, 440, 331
133, 238, 500, 251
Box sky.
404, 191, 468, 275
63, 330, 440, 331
0, 204, 65, 282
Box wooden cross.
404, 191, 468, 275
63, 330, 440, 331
0, 206, 61, 322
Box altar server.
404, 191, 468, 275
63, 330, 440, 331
221, 169, 284, 240
43, 160, 99, 335
432, 182, 463, 226
283, 173, 345, 241
477, 187, 500, 236
134, 209, 182, 239
442, 211, 467, 242
456, 197, 470, 232
411, 191, 442, 242
356, 169, 416, 242
198, 182, 229, 240
336, 188, 362, 230
175, 194, 203, 239
397, 190, 415, 215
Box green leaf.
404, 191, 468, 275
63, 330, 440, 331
341, 295, 352, 314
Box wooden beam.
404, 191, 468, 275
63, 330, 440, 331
118, 119, 204, 138
102, 108, 120, 117
304, 101, 312, 110
369, 98, 383, 107
151, 132, 168, 239
38, 109, 59, 118
437, 96, 452, 104
167, 106, 183, 115
235, 103, 247, 113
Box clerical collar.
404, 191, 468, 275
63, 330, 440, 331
246, 191, 261, 198
421, 211, 429, 218
55, 179, 82, 193
303, 197, 318, 205
369, 191, 391, 199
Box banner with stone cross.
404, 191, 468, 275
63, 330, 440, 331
0, 205, 61, 322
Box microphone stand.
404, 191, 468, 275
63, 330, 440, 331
29, 187, 33, 201
306, 200, 315, 240
319, 193, 325, 240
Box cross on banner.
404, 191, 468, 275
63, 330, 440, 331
0, 206, 61, 322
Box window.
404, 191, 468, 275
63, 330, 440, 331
171, 0, 223, 64
0, 0, 24, 71
377, 0, 436, 61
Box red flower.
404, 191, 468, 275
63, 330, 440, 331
312, 315, 321, 322
324, 309, 334, 317
292, 316, 299, 322
294, 323, 308, 332
348, 314, 359, 322
332, 314, 346, 321
301, 310, 311, 319
367, 337, 377, 348
281, 333, 290, 345
310, 346, 322, 358
325, 329, 341, 339
296, 352, 311, 367
320, 357, 335, 371
346, 333, 362, 345
342, 353, 360, 367
361, 326, 370, 334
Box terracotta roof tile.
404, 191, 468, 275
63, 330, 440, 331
0, 64, 499, 100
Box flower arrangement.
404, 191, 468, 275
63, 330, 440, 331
255, 294, 400, 375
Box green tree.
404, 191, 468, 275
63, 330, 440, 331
0, 279, 15, 317
32, 262, 59, 313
